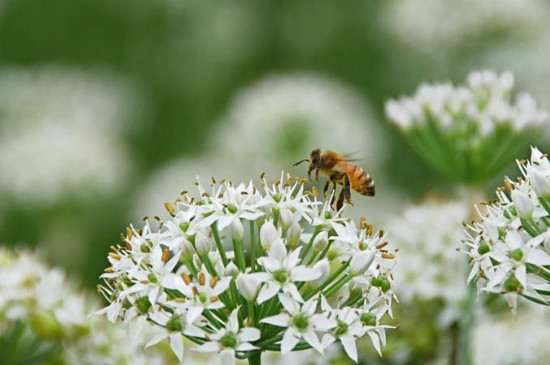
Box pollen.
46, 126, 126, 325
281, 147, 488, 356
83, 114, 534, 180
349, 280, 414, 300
198, 272, 205, 286
164, 202, 176, 217
162, 248, 170, 263
210, 276, 219, 288
181, 273, 192, 284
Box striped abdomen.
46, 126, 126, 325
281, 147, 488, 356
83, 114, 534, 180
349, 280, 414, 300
345, 164, 375, 196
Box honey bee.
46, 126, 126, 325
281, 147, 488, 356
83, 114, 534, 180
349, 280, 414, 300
294, 149, 375, 210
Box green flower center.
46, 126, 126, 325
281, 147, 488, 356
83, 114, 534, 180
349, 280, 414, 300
147, 273, 158, 283
504, 274, 522, 292
477, 241, 490, 255
334, 319, 348, 336
140, 243, 151, 253
166, 315, 183, 332
510, 248, 524, 262
372, 275, 391, 292
272, 269, 288, 283
220, 332, 238, 348
135, 296, 152, 314
272, 193, 282, 203
360, 313, 376, 326
227, 204, 238, 214
325, 211, 332, 219
180, 222, 190, 232
291, 313, 309, 330
198, 292, 208, 303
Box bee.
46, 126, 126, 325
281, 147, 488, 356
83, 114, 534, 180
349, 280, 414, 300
294, 149, 375, 210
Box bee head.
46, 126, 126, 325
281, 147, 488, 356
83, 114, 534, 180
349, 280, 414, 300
309, 149, 321, 168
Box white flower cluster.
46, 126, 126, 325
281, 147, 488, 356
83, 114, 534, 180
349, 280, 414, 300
385, 70, 548, 184
0, 67, 141, 205
381, 0, 548, 54
98, 173, 397, 364
0, 248, 168, 365
389, 200, 469, 326
386, 70, 547, 134
463, 146, 550, 311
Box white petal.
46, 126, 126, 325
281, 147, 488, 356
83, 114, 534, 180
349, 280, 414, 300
169, 332, 184, 361
257, 282, 280, 304
187, 306, 204, 324
278, 293, 300, 314
228, 308, 240, 333
290, 266, 321, 282
281, 328, 301, 355
527, 248, 550, 266
321, 333, 335, 349
220, 349, 235, 365
367, 331, 382, 355
515, 266, 527, 288
194, 341, 220, 353
260, 314, 290, 327
239, 327, 261, 342
236, 342, 257, 352
340, 334, 358, 362
303, 330, 323, 354
145, 331, 168, 348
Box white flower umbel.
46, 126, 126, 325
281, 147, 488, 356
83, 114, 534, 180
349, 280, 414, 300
210, 74, 387, 177
98, 173, 398, 364
463, 146, 550, 311
0, 248, 169, 365
385, 70, 548, 184
0, 67, 142, 205
389, 200, 469, 326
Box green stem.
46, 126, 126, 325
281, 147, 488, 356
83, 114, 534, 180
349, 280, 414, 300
300, 226, 321, 260
211, 222, 229, 266
304, 260, 350, 300
233, 238, 246, 271
250, 221, 257, 272
248, 351, 262, 365
323, 274, 352, 297
248, 300, 256, 326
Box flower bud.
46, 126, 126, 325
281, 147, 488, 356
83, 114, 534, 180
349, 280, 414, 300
327, 283, 350, 307
260, 221, 279, 250
181, 239, 195, 261
313, 231, 329, 252
230, 219, 244, 241
224, 261, 240, 277
511, 189, 534, 218
349, 249, 376, 276
287, 223, 301, 247
195, 231, 212, 255
280, 208, 294, 229
529, 168, 550, 197
310, 259, 330, 286
236, 274, 261, 300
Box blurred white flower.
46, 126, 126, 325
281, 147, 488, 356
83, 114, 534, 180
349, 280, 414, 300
210, 73, 387, 175
473, 305, 550, 365
381, 0, 548, 54
0, 247, 169, 365
385, 70, 548, 184
0, 67, 143, 205
389, 200, 469, 326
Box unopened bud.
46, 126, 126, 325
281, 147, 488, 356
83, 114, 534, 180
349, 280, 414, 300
195, 231, 212, 255
287, 223, 302, 247
529, 169, 550, 197
260, 221, 279, 250
311, 259, 330, 286
313, 231, 329, 252
230, 219, 244, 241
236, 274, 261, 301
224, 261, 240, 277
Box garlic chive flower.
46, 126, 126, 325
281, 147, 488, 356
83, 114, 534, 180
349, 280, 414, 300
98, 173, 397, 364
385, 70, 548, 184
0, 248, 168, 365
463, 147, 550, 311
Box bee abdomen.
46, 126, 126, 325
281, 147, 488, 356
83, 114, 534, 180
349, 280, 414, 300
350, 166, 375, 197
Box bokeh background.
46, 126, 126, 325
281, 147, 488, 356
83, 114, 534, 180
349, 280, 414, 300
2, 0, 550, 364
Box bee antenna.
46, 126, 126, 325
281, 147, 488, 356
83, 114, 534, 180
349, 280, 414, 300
293, 159, 309, 167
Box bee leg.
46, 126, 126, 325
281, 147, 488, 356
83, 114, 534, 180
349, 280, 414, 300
323, 181, 330, 199
330, 180, 338, 209
344, 173, 353, 206
315, 169, 319, 182
336, 186, 346, 211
